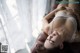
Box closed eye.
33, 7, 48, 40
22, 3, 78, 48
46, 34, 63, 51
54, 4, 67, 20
51, 40, 55, 43
53, 33, 56, 36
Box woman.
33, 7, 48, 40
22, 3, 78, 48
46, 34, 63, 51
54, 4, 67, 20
31, 0, 80, 53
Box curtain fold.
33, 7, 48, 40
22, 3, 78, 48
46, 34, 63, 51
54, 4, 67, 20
0, 0, 55, 53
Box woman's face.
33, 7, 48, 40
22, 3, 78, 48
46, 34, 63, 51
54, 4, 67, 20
44, 31, 63, 49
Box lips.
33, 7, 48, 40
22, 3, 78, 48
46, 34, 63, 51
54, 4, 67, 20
46, 39, 55, 45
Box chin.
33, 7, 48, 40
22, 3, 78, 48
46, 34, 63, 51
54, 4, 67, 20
44, 46, 53, 50
44, 43, 60, 50
44, 43, 54, 49
44, 40, 58, 49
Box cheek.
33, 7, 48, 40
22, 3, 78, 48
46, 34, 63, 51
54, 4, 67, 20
56, 37, 63, 44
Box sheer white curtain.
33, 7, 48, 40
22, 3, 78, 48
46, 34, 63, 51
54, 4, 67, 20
0, 0, 55, 53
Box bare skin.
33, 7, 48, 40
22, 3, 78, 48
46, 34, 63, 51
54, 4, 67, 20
44, 9, 77, 49
42, 0, 80, 49
31, 0, 80, 53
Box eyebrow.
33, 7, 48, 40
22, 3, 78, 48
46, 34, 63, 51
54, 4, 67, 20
52, 31, 60, 36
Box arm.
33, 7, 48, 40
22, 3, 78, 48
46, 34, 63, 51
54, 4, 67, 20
42, 9, 59, 26
42, 9, 60, 34
57, 0, 68, 9
42, 0, 68, 34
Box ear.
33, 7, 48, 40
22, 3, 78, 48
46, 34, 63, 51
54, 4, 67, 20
59, 43, 64, 49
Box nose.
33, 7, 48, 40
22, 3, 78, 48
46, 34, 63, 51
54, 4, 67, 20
50, 35, 53, 39
48, 31, 58, 40
49, 33, 57, 39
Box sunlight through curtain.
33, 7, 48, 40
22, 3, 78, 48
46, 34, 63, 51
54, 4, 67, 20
0, 0, 55, 53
